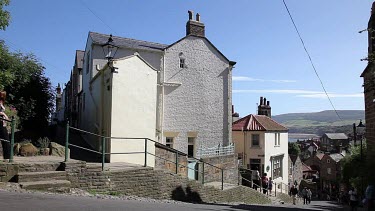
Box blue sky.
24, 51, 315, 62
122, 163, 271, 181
0, 0, 371, 116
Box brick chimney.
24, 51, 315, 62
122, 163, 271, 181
257, 96, 271, 117
186, 10, 205, 37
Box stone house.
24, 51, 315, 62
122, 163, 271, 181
232, 97, 289, 187
288, 155, 303, 186
361, 1, 375, 184
320, 133, 349, 153
56, 11, 236, 166
319, 153, 344, 195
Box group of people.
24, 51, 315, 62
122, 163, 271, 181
289, 185, 312, 205
251, 167, 273, 195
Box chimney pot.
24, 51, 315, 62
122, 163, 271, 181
260, 97, 263, 105
263, 98, 267, 105
188, 10, 193, 20
196, 13, 200, 22
267, 101, 270, 106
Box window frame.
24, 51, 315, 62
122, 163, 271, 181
251, 134, 260, 147
187, 137, 195, 157
179, 58, 185, 68
166, 137, 174, 149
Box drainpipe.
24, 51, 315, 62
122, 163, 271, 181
160, 49, 166, 143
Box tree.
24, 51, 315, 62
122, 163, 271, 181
0, 41, 54, 137
288, 142, 301, 156
0, 0, 10, 30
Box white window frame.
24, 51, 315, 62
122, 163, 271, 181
188, 137, 195, 157
166, 137, 174, 148
179, 58, 185, 68
327, 167, 331, 175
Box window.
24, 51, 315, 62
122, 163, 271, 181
272, 156, 283, 179
166, 137, 174, 148
327, 167, 331, 175
327, 159, 330, 164
275, 133, 280, 146
188, 137, 195, 157
86, 51, 91, 74
179, 58, 185, 68
251, 134, 259, 147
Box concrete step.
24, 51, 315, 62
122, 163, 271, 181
19, 180, 71, 190
16, 171, 67, 182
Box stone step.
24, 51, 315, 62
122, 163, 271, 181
16, 171, 67, 182
19, 180, 71, 190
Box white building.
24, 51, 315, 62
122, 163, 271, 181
67, 11, 235, 164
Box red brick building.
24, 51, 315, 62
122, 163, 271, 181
361, 2, 375, 184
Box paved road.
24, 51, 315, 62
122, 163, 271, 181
0, 190, 349, 211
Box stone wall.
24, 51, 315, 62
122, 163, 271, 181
154, 143, 188, 177
0, 162, 61, 182
62, 161, 269, 204
200, 154, 238, 184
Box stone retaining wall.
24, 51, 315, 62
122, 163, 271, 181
154, 143, 188, 177
200, 154, 239, 184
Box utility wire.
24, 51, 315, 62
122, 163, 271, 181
282, 0, 342, 121
79, 0, 118, 34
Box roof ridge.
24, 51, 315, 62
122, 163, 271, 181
89, 31, 167, 46
254, 114, 288, 130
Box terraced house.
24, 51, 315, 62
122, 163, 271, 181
56, 11, 236, 166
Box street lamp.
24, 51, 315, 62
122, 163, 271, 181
353, 119, 366, 196
101, 34, 119, 72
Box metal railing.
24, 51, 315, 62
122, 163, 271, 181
64, 121, 227, 190
196, 143, 235, 158
0, 116, 16, 163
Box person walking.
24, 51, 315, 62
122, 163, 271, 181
349, 187, 358, 211
302, 187, 308, 205
0, 91, 10, 160
307, 188, 312, 204
365, 184, 374, 211
261, 173, 268, 194
251, 166, 260, 190
267, 177, 273, 196
289, 185, 298, 205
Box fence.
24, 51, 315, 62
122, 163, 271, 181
0, 116, 16, 163
196, 143, 235, 158
65, 121, 228, 190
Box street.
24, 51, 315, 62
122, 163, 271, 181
0, 190, 350, 211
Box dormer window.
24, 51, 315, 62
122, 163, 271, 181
179, 58, 185, 68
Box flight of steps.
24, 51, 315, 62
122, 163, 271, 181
16, 171, 70, 190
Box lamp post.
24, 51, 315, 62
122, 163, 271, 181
353, 119, 365, 197
101, 34, 119, 72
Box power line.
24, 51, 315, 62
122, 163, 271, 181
79, 0, 118, 34
282, 0, 342, 121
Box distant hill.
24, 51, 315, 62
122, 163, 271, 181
272, 110, 365, 136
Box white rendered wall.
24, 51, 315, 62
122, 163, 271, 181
264, 132, 289, 186
110, 56, 157, 166
163, 36, 232, 154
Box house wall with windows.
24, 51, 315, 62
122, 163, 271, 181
163, 35, 233, 155
233, 131, 265, 169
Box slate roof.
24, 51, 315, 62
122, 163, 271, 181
324, 133, 348, 140
329, 153, 345, 163
75, 50, 85, 69
89, 32, 168, 52
302, 162, 313, 172
316, 153, 325, 160
232, 114, 288, 132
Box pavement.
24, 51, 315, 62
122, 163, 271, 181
0, 190, 359, 211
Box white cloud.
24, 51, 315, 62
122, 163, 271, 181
232, 76, 296, 83
297, 93, 364, 98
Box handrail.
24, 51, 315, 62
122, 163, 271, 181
0, 116, 12, 123
0, 116, 15, 162
65, 123, 227, 190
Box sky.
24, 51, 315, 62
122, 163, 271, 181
0, 0, 372, 116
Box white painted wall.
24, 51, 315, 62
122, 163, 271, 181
264, 132, 289, 186
163, 36, 232, 154
109, 56, 157, 166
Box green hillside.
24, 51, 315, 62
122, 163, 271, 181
272, 110, 364, 127
272, 110, 365, 136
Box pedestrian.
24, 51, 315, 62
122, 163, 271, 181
302, 187, 308, 205
0, 91, 10, 160
261, 173, 268, 194
307, 188, 312, 204
267, 177, 273, 196
289, 185, 298, 205
251, 166, 260, 190
349, 187, 358, 211
365, 184, 374, 211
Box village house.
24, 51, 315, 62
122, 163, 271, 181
320, 133, 349, 153
232, 97, 289, 187
55, 11, 236, 167
288, 155, 303, 186
361, 2, 375, 184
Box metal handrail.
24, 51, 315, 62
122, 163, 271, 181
0, 116, 15, 162
0, 116, 12, 123
64, 122, 226, 190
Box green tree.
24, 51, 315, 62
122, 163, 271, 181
0, 0, 10, 30
0, 41, 54, 137
288, 142, 301, 156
